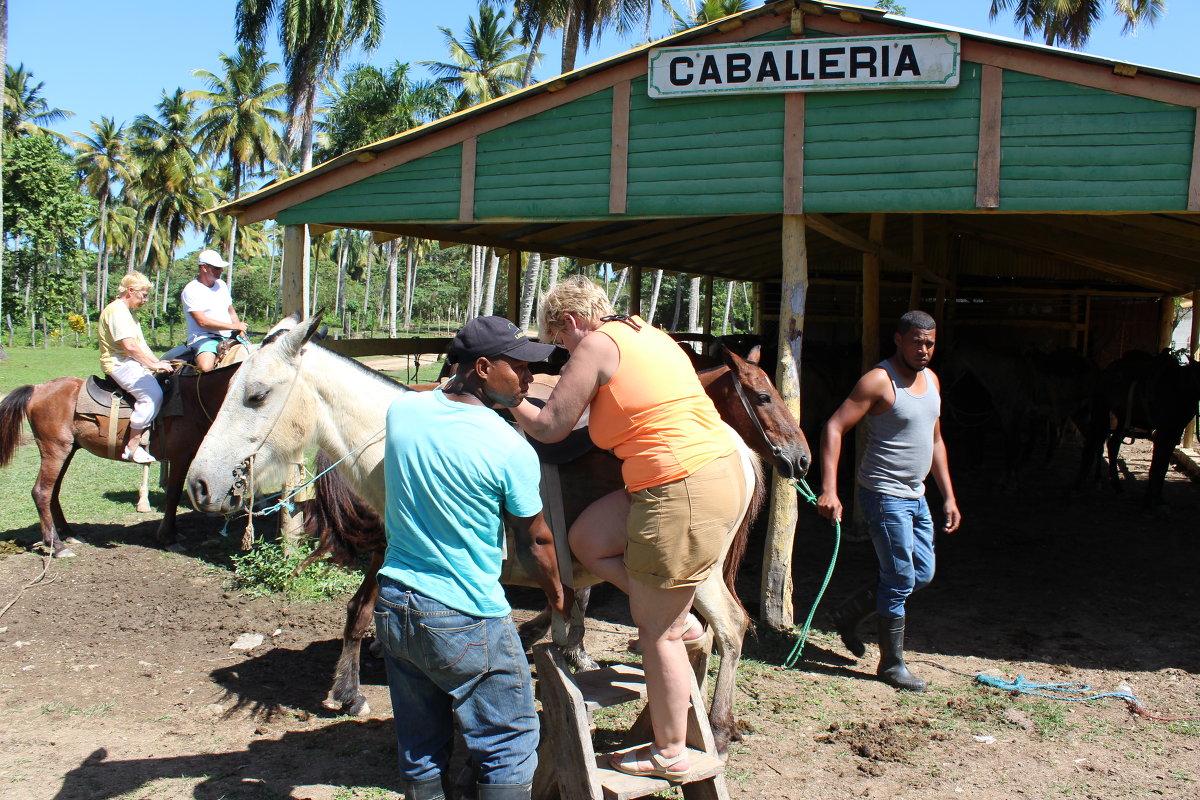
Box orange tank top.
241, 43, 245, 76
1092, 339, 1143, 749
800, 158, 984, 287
589, 316, 734, 492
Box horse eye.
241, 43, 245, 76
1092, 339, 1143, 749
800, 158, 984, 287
247, 389, 270, 405
757, 393, 771, 404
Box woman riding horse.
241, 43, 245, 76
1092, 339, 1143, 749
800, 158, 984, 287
98, 271, 173, 463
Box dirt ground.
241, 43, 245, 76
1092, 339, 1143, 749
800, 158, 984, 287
1, 438, 1198, 800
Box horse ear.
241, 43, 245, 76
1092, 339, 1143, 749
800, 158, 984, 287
747, 345, 762, 366
279, 313, 325, 359
719, 344, 744, 371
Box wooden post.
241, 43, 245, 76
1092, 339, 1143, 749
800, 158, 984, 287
1159, 295, 1177, 351
507, 249, 521, 322
279, 462, 306, 553
282, 225, 311, 317
1185, 292, 1199, 448
855, 214, 886, 535
761, 214, 807, 631
629, 265, 643, 318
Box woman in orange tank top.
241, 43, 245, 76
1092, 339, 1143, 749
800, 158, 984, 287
512, 276, 747, 780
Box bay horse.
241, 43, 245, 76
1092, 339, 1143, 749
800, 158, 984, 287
185, 316, 810, 754
0, 361, 244, 557
1076, 349, 1200, 509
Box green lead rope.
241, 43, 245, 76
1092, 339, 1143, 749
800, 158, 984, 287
782, 477, 841, 669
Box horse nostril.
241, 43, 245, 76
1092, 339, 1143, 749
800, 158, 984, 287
193, 478, 209, 504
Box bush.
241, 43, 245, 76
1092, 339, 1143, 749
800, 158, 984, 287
230, 538, 362, 601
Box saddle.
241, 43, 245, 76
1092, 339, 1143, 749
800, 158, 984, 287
75, 372, 183, 459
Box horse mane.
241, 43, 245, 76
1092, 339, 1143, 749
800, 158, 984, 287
0, 385, 35, 468
299, 451, 386, 571
312, 343, 414, 393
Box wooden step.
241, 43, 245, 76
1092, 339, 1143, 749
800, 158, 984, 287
595, 748, 725, 800
573, 663, 647, 711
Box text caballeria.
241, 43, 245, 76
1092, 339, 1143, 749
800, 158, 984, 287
648, 34, 960, 98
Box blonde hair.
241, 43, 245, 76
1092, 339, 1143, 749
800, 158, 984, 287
538, 275, 614, 339
119, 271, 152, 296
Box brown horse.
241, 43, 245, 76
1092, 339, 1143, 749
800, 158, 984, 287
285, 340, 810, 754
0, 363, 242, 557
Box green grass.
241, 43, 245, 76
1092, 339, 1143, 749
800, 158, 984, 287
230, 539, 363, 601
0, 343, 103, 394
331, 788, 399, 800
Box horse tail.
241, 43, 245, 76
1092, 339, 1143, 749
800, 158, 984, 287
721, 444, 765, 621
0, 385, 35, 468
299, 451, 386, 571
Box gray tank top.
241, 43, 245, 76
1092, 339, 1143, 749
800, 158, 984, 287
856, 359, 940, 499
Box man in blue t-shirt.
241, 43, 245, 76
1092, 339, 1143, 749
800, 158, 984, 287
377, 316, 572, 800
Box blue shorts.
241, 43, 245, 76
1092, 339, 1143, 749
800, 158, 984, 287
194, 338, 221, 356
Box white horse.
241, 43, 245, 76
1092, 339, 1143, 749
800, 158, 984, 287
186, 315, 775, 754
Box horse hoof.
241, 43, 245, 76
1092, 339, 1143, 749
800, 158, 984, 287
344, 697, 371, 716
64, 536, 83, 545
136, 503, 153, 513
54, 548, 77, 559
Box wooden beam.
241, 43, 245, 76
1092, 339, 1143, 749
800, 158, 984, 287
976, 66, 1002, 209
628, 265, 643, 318
609, 80, 630, 215
862, 214, 886, 373
282, 224, 310, 317
762, 214, 807, 631
783, 92, 805, 215
507, 249, 521, 322
459, 136, 477, 223
1190, 108, 1200, 212
1160, 295, 1177, 350
805, 214, 950, 286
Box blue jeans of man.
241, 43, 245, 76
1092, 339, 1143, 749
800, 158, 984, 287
373, 575, 539, 790
857, 488, 935, 619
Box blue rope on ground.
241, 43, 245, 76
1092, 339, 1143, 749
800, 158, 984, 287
975, 673, 1138, 704
783, 477, 840, 669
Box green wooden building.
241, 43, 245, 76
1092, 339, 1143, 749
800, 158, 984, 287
218, 0, 1200, 626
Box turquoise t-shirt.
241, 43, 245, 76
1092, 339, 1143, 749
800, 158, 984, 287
379, 390, 543, 617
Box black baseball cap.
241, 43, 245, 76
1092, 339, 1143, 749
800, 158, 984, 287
450, 316, 557, 363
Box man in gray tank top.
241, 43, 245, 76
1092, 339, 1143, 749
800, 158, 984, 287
817, 311, 961, 692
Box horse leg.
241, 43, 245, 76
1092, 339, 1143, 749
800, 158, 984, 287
1144, 427, 1182, 510
136, 464, 152, 513
50, 446, 83, 545
156, 455, 188, 546
691, 572, 748, 757
324, 549, 383, 716
1106, 431, 1124, 492
518, 586, 598, 672
32, 440, 76, 557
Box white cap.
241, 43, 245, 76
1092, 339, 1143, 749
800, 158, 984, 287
198, 249, 229, 269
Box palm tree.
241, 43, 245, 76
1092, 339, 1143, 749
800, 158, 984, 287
990, 0, 1164, 49
669, 0, 749, 33
130, 89, 200, 271
422, 6, 533, 111
3, 64, 73, 140
188, 44, 288, 286
317, 61, 451, 159
235, 0, 384, 173
75, 117, 136, 318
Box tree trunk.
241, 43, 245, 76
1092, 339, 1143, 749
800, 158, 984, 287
387, 239, 399, 337
523, 23, 545, 87
139, 201, 161, 271
545, 257, 560, 294
482, 248, 499, 316
647, 269, 663, 326
101, 247, 111, 304
518, 252, 542, 331
561, 7, 581, 74
361, 241, 374, 334
335, 236, 349, 323
402, 238, 416, 329
670, 273, 684, 332
722, 279, 736, 334
688, 276, 702, 332
226, 214, 239, 292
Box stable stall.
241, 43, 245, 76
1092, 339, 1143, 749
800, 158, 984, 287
216, 1, 1200, 629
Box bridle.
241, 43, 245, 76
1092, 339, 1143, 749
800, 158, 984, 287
726, 363, 794, 480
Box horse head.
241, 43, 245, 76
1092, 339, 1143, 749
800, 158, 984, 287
711, 344, 811, 480
187, 314, 325, 515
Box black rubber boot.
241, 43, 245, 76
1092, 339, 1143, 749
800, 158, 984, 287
876, 615, 927, 692
829, 585, 876, 658
403, 776, 447, 800
475, 783, 532, 800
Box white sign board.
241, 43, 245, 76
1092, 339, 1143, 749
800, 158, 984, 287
648, 33, 960, 98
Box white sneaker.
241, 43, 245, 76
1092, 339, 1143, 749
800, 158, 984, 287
123, 446, 156, 464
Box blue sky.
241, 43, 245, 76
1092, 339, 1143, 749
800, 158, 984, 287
11, 1, 1197, 141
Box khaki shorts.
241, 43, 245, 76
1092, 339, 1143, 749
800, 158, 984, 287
624, 451, 748, 589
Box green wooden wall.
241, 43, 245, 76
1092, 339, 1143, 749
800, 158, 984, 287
277, 144, 462, 226
275, 24, 1198, 226
998, 71, 1194, 211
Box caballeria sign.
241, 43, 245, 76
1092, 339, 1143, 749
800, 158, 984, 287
648, 33, 960, 98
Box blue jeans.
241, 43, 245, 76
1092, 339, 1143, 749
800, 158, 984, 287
857, 488, 935, 619
373, 575, 539, 789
